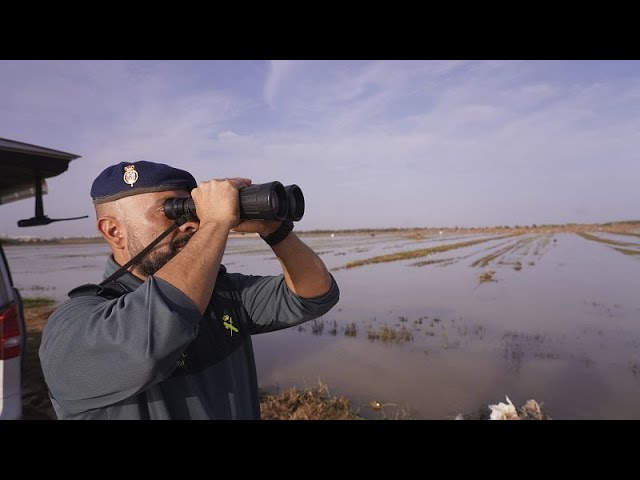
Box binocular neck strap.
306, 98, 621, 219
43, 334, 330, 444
99, 215, 189, 287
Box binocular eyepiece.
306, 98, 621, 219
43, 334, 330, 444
164, 181, 305, 222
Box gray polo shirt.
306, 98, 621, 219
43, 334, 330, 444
39, 256, 339, 419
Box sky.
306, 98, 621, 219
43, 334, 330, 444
1, 60, 639, 238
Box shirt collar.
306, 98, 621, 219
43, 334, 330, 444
103, 255, 144, 290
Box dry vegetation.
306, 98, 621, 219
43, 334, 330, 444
576, 232, 640, 257
614, 247, 640, 256
478, 270, 496, 284
394, 221, 640, 238
471, 236, 534, 268
334, 235, 516, 270
259, 382, 364, 420
367, 325, 414, 344
576, 232, 640, 247
332, 222, 640, 271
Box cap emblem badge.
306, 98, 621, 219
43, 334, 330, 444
123, 165, 139, 187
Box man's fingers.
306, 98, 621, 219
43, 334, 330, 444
227, 178, 252, 188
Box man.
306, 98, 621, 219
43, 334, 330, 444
39, 161, 339, 419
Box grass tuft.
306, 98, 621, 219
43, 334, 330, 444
22, 297, 56, 308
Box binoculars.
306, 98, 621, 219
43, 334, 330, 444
164, 181, 305, 222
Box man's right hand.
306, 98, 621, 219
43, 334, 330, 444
157, 177, 252, 314
190, 178, 252, 231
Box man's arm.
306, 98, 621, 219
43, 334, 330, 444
224, 229, 339, 333
155, 178, 251, 313
270, 232, 332, 298
39, 277, 202, 414
232, 217, 332, 299
227, 271, 339, 334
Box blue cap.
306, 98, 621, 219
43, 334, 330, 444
90, 161, 197, 204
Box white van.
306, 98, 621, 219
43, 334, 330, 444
0, 243, 25, 420
0, 245, 27, 420
0, 137, 82, 420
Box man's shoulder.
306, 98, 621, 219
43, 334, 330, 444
42, 294, 105, 342
48, 283, 122, 323
68, 281, 130, 300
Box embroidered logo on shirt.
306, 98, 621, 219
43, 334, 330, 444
222, 314, 239, 336
176, 352, 188, 369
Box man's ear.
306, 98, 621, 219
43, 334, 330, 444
97, 216, 126, 250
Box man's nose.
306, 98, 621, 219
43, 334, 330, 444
178, 219, 199, 233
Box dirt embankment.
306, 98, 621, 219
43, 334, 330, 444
398, 222, 640, 239
21, 306, 57, 420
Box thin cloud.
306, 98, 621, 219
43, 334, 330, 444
263, 60, 297, 109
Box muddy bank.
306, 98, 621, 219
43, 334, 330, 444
21, 306, 57, 420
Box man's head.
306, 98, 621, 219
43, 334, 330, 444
91, 161, 198, 277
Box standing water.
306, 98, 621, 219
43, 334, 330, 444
5, 230, 640, 419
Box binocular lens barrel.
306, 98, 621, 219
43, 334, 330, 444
164, 197, 197, 221
164, 181, 304, 222
285, 184, 305, 221
239, 181, 288, 221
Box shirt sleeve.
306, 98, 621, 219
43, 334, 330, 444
38, 276, 202, 414
224, 272, 340, 334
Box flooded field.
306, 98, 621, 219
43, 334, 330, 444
5, 229, 640, 419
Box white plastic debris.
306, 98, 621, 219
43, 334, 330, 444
488, 395, 519, 420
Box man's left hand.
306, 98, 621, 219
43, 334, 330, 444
232, 220, 282, 237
